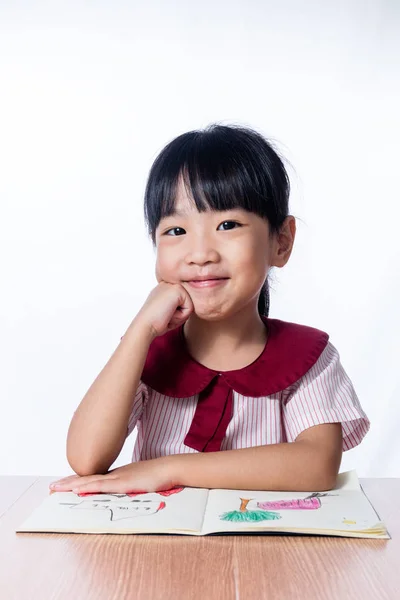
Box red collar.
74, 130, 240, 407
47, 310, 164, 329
142, 317, 329, 397
141, 317, 329, 453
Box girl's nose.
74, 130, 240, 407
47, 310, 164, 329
185, 243, 220, 266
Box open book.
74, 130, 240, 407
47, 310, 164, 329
16, 470, 389, 539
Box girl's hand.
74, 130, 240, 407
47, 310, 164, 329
49, 457, 177, 495
136, 281, 194, 339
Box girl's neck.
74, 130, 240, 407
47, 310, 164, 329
182, 306, 268, 372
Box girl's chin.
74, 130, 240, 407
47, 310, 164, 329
191, 303, 232, 321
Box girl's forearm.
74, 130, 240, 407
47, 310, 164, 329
66, 317, 153, 476
167, 442, 338, 492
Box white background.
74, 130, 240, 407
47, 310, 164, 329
1, 1, 399, 477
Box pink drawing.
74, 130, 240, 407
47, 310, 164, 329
257, 497, 321, 510
257, 491, 338, 511
128, 486, 185, 498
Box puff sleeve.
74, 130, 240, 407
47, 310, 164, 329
282, 341, 370, 451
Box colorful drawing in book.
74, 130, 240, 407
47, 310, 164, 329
219, 492, 339, 522
220, 498, 281, 522
257, 492, 337, 511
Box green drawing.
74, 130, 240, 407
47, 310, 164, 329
220, 498, 281, 522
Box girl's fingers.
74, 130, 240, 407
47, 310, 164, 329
73, 478, 123, 494
49, 475, 80, 488
50, 474, 116, 490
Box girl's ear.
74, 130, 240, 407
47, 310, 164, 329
272, 216, 296, 268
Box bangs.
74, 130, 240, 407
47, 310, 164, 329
144, 124, 290, 243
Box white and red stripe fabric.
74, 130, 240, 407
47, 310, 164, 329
126, 340, 370, 462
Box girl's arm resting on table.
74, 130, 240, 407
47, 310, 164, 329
66, 318, 154, 476
51, 422, 342, 494
167, 423, 343, 491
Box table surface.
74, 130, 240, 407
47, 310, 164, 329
1, 476, 399, 600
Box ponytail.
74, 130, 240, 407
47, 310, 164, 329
257, 278, 270, 317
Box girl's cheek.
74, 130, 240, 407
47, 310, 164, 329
155, 260, 169, 282
155, 263, 162, 283
156, 252, 175, 279
155, 253, 163, 281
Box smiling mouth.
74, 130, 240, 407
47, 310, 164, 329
185, 278, 229, 288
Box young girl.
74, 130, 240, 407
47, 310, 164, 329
50, 123, 370, 496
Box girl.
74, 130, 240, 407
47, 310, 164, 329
50, 124, 370, 496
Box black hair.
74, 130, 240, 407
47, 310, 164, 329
143, 123, 291, 317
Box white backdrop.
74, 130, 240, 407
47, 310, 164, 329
1, 0, 399, 477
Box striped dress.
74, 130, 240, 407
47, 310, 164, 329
124, 318, 370, 462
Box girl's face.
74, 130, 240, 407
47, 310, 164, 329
154, 177, 294, 320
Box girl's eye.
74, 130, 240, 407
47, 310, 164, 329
164, 227, 186, 236
164, 221, 240, 235
218, 221, 240, 231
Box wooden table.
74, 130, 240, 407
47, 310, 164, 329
1, 477, 399, 599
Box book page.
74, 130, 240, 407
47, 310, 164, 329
16, 486, 209, 535
201, 471, 385, 536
